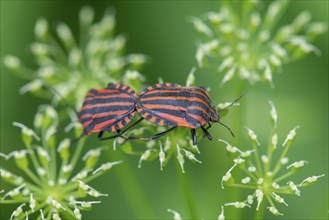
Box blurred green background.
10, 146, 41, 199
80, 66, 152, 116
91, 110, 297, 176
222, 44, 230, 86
1, 1, 328, 219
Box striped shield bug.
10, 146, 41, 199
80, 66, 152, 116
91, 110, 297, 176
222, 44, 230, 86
126, 83, 239, 145
78, 83, 140, 140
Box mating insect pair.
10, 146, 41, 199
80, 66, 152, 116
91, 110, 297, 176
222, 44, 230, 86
79, 83, 236, 145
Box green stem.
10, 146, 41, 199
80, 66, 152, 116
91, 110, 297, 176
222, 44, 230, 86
253, 200, 265, 219
231, 80, 248, 219
175, 161, 198, 219
25, 143, 42, 177
23, 168, 42, 186
50, 144, 57, 183
251, 141, 264, 177
112, 150, 156, 218
273, 170, 295, 183
265, 129, 276, 174
84, 169, 105, 183
231, 183, 258, 189
272, 144, 291, 178
0, 199, 29, 204
240, 163, 260, 182
69, 138, 86, 173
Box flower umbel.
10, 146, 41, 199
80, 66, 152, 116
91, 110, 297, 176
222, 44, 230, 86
192, 0, 326, 87
0, 106, 122, 219
218, 101, 324, 216
3, 6, 147, 109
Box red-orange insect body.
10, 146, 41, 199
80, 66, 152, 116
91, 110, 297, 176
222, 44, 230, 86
136, 83, 219, 128
79, 83, 137, 135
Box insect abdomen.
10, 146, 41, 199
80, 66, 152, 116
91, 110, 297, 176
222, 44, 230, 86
79, 83, 137, 135
137, 83, 216, 128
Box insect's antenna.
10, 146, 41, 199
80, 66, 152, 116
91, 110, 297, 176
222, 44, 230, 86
219, 121, 235, 137
218, 90, 248, 113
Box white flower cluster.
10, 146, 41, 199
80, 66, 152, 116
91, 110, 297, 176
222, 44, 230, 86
3, 6, 147, 109
218, 101, 324, 217
192, 0, 326, 87
0, 106, 122, 219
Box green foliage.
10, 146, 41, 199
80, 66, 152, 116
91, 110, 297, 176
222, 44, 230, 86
1, 1, 327, 219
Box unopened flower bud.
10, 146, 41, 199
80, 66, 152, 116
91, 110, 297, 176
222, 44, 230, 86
176, 145, 185, 173
92, 161, 123, 174
225, 201, 250, 208
218, 206, 225, 220
272, 192, 288, 206
282, 126, 299, 147
287, 181, 300, 196
246, 128, 260, 146
167, 209, 182, 220
300, 174, 325, 186
3, 55, 21, 71
138, 149, 153, 168
267, 206, 283, 216
57, 138, 71, 161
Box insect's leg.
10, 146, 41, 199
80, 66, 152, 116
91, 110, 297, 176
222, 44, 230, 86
205, 122, 212, 130
191, 129, 197, 145
201, 126, 212, 140
120, 118, 144, 134
122, 126, 178, 144
98, 118, 144, 141
98, 131, 104, 139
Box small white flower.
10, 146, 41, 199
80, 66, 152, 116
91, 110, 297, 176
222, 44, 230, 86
167, 209, 182, 220
183, 149, 202, 163
221, 66, 236, 86
241, 177, 251, 184
233, 158, 245, 164
261, 155, 269, 164
300, 174, 325, 185
257, 178, 264, 185
92, 161, 123, 174
29, 193, 36, 212
218, 206, 225, 220
282, 126, 299, 147
248, 166, 257, 172
191, 17, 213, 36
159, 142, 166, 171
271, 133, 278, 149
267, 206, 283, 216
225, 201, 250, 208
287, 160, 308, 169
10, 203, 26, 220
272, 192, 288, 206
186, 67, 196, 86
287, 181, 301, 196
138, 149, 153, 168
3, 55, 21, 70
246, 128, 260, 145
272, 182, 280, 189
176, 145, 185, 173
280, 157, 289, 165
255, 189, 263, 210
74, 206, 82, 220
240, 150, 254, 158
247, 195, 253, 205
221, 164, 237, 189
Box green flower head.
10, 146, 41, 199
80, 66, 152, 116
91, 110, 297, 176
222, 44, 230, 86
218, 101, 324, 217
192, 0, 326, 87
3, 6, 148, 109
0, 105, 122, 219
